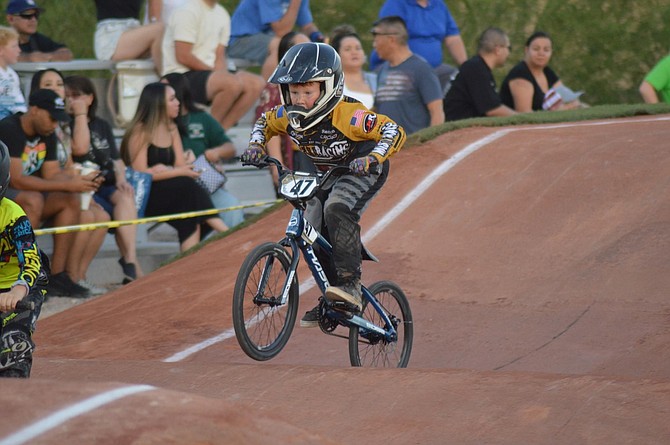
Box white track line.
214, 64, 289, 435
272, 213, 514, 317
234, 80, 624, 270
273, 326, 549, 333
0, 385, 155, 445
163, 115, 670, 363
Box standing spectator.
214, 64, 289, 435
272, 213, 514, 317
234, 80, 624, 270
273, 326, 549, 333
0, 140, 49, 378
93, 0, 164, 70
64, 75, 144, 283
5, 0, 73, 62
369, 0, 467, 94
373, 16, 444, 134
444, 27, 517, 121
161, 72, 245, 228
0, 89, 105, 298
500, 31, 582, 112
120, 82, 228, 252
228, 0, 325, 80
639, 53, 670, 104
0, 26, 26, 120
330, 25, 377, 109
161, 0, 264, 130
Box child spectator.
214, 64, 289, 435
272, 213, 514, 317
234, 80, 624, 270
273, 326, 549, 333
5, 0, 73, 62
0, 26, 25, 120
120, 82, 228, 252
64, 75, 144, 283
161, 0, 264, 130
161, 72, 245, 228
0, 140, 49, 378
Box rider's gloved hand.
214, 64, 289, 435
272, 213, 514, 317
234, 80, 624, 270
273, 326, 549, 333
241, 145, 265, 166
349, 155, 378, 176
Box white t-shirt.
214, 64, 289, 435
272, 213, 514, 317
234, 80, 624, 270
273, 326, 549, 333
0, 66, 27, 120
161, 0, 231, 75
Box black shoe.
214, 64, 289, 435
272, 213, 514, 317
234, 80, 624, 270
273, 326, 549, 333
47, 272, 91, 299
118, 258, 137, 285
300, 305, 320, 328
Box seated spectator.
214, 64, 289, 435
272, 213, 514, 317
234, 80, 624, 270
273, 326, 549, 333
500, 31, 582, 112
64, 75, 144, 283
639, 53, 670, 104
369, 0, 467, 95
120, 82, 228, 252
30, 70, 110, 296
161, 72, 245, 228
228, 0, 325, 80
144, 0, 185, 23
161, 0, 264, 130
5, 0, 73, 62
0, 89, 105, 298
373, 16, 444, 134
93, 0, 164, 70
254, 31, 313, 187
0, 26, 26, 120
330, 24, 377, 109
444, 27, 517, 121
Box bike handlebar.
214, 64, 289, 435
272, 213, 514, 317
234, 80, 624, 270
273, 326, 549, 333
15, 299, 34, 312
244, 155, 352, 182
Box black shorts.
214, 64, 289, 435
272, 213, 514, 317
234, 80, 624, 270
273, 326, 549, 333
184, 70, 212, 105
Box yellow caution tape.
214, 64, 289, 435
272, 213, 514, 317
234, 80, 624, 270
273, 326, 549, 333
34, 199, 282, 235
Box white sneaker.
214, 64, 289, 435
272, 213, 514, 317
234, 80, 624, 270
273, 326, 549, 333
77, 280, 107, 296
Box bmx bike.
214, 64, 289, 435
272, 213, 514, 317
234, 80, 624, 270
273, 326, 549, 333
232, 156, 413, 367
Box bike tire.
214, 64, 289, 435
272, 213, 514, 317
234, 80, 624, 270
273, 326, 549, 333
348, 280, 413, 368
232, 242, 299, 361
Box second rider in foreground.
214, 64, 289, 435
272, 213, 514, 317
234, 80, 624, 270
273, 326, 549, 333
241, 42, 406, 327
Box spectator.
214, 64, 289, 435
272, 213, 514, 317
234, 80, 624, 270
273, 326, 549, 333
330, 24, 377, 109
639, 53, 670, 104
144, 0, 184, 23
369, 0, 467, 95
373, 16, 444, 134
161, 0, 264, 131
93, 0, 164, 70
30, 70, 110, 296
0, 26, 26, 120
0, 89, 106, 298
120, 82, 228, 252
161, 72, 245, 228
228, 0, 325, 80
0, 140, 49, 378
64, 75, 144, 283
444, 27, 517, 121
500, 31, 582, 112
254, 31, 312, 187
5, 0, 73, 62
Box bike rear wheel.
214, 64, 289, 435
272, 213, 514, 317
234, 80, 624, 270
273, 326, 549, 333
232, 242, 299, 361
348, 280, 413, 368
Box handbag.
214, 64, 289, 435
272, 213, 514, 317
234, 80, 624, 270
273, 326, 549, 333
193, 154, 226, 194
125, 167, 153, 218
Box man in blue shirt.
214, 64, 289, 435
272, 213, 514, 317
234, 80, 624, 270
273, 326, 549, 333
228, 0, 324, 79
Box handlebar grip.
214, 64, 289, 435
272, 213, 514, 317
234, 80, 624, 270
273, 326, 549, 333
14, 300, 35, 312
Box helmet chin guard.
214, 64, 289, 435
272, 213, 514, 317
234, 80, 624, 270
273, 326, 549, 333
270, 42, 344, 131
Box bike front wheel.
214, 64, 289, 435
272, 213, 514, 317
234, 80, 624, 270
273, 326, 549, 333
232, 242, 299, 361
349, 280, 413, 368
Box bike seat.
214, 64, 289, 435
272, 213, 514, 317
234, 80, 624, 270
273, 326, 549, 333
362, 243, 379, 262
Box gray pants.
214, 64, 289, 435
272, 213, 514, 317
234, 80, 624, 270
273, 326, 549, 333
305, 161, 389, 284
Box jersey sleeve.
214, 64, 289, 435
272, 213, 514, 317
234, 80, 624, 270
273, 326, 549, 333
346, 106, 406, 163
248, 105, 289, 150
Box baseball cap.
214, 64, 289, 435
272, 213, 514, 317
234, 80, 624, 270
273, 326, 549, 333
6, 0, 44, 15
29, 89, 70, 122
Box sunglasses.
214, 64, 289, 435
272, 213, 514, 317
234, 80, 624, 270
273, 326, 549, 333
16, 12, 40, 20
370, 30, 398, 37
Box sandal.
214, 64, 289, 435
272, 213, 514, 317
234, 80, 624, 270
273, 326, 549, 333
118, 258, 138, 284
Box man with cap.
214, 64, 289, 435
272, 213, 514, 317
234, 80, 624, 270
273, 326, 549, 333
5, 0, 73, 62
0, 89, 103, 298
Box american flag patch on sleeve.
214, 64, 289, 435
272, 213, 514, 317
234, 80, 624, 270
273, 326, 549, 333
350, 109, 365, 126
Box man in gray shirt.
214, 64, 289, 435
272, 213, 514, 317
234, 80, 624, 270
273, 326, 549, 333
372, 15, 444, 134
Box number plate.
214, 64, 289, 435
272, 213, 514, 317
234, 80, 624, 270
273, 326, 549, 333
279, 172, 318, 199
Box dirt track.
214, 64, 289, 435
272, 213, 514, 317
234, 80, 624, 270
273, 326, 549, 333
2, 116, 670, 444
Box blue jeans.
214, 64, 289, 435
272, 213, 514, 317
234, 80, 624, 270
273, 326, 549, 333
211, 189, 245, 228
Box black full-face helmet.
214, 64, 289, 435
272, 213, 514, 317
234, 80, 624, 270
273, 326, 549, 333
0, 141, 10, 201
269, 42, 344, 131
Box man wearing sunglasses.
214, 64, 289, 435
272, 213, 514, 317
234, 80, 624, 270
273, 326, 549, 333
6, 0, 73, 63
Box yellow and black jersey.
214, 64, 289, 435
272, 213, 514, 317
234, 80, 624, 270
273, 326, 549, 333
249, 97, 406, 166
0, 199, 42, 291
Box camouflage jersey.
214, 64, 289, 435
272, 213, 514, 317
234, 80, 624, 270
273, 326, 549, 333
249, 96, 406, 167
0, 199, 42, 292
